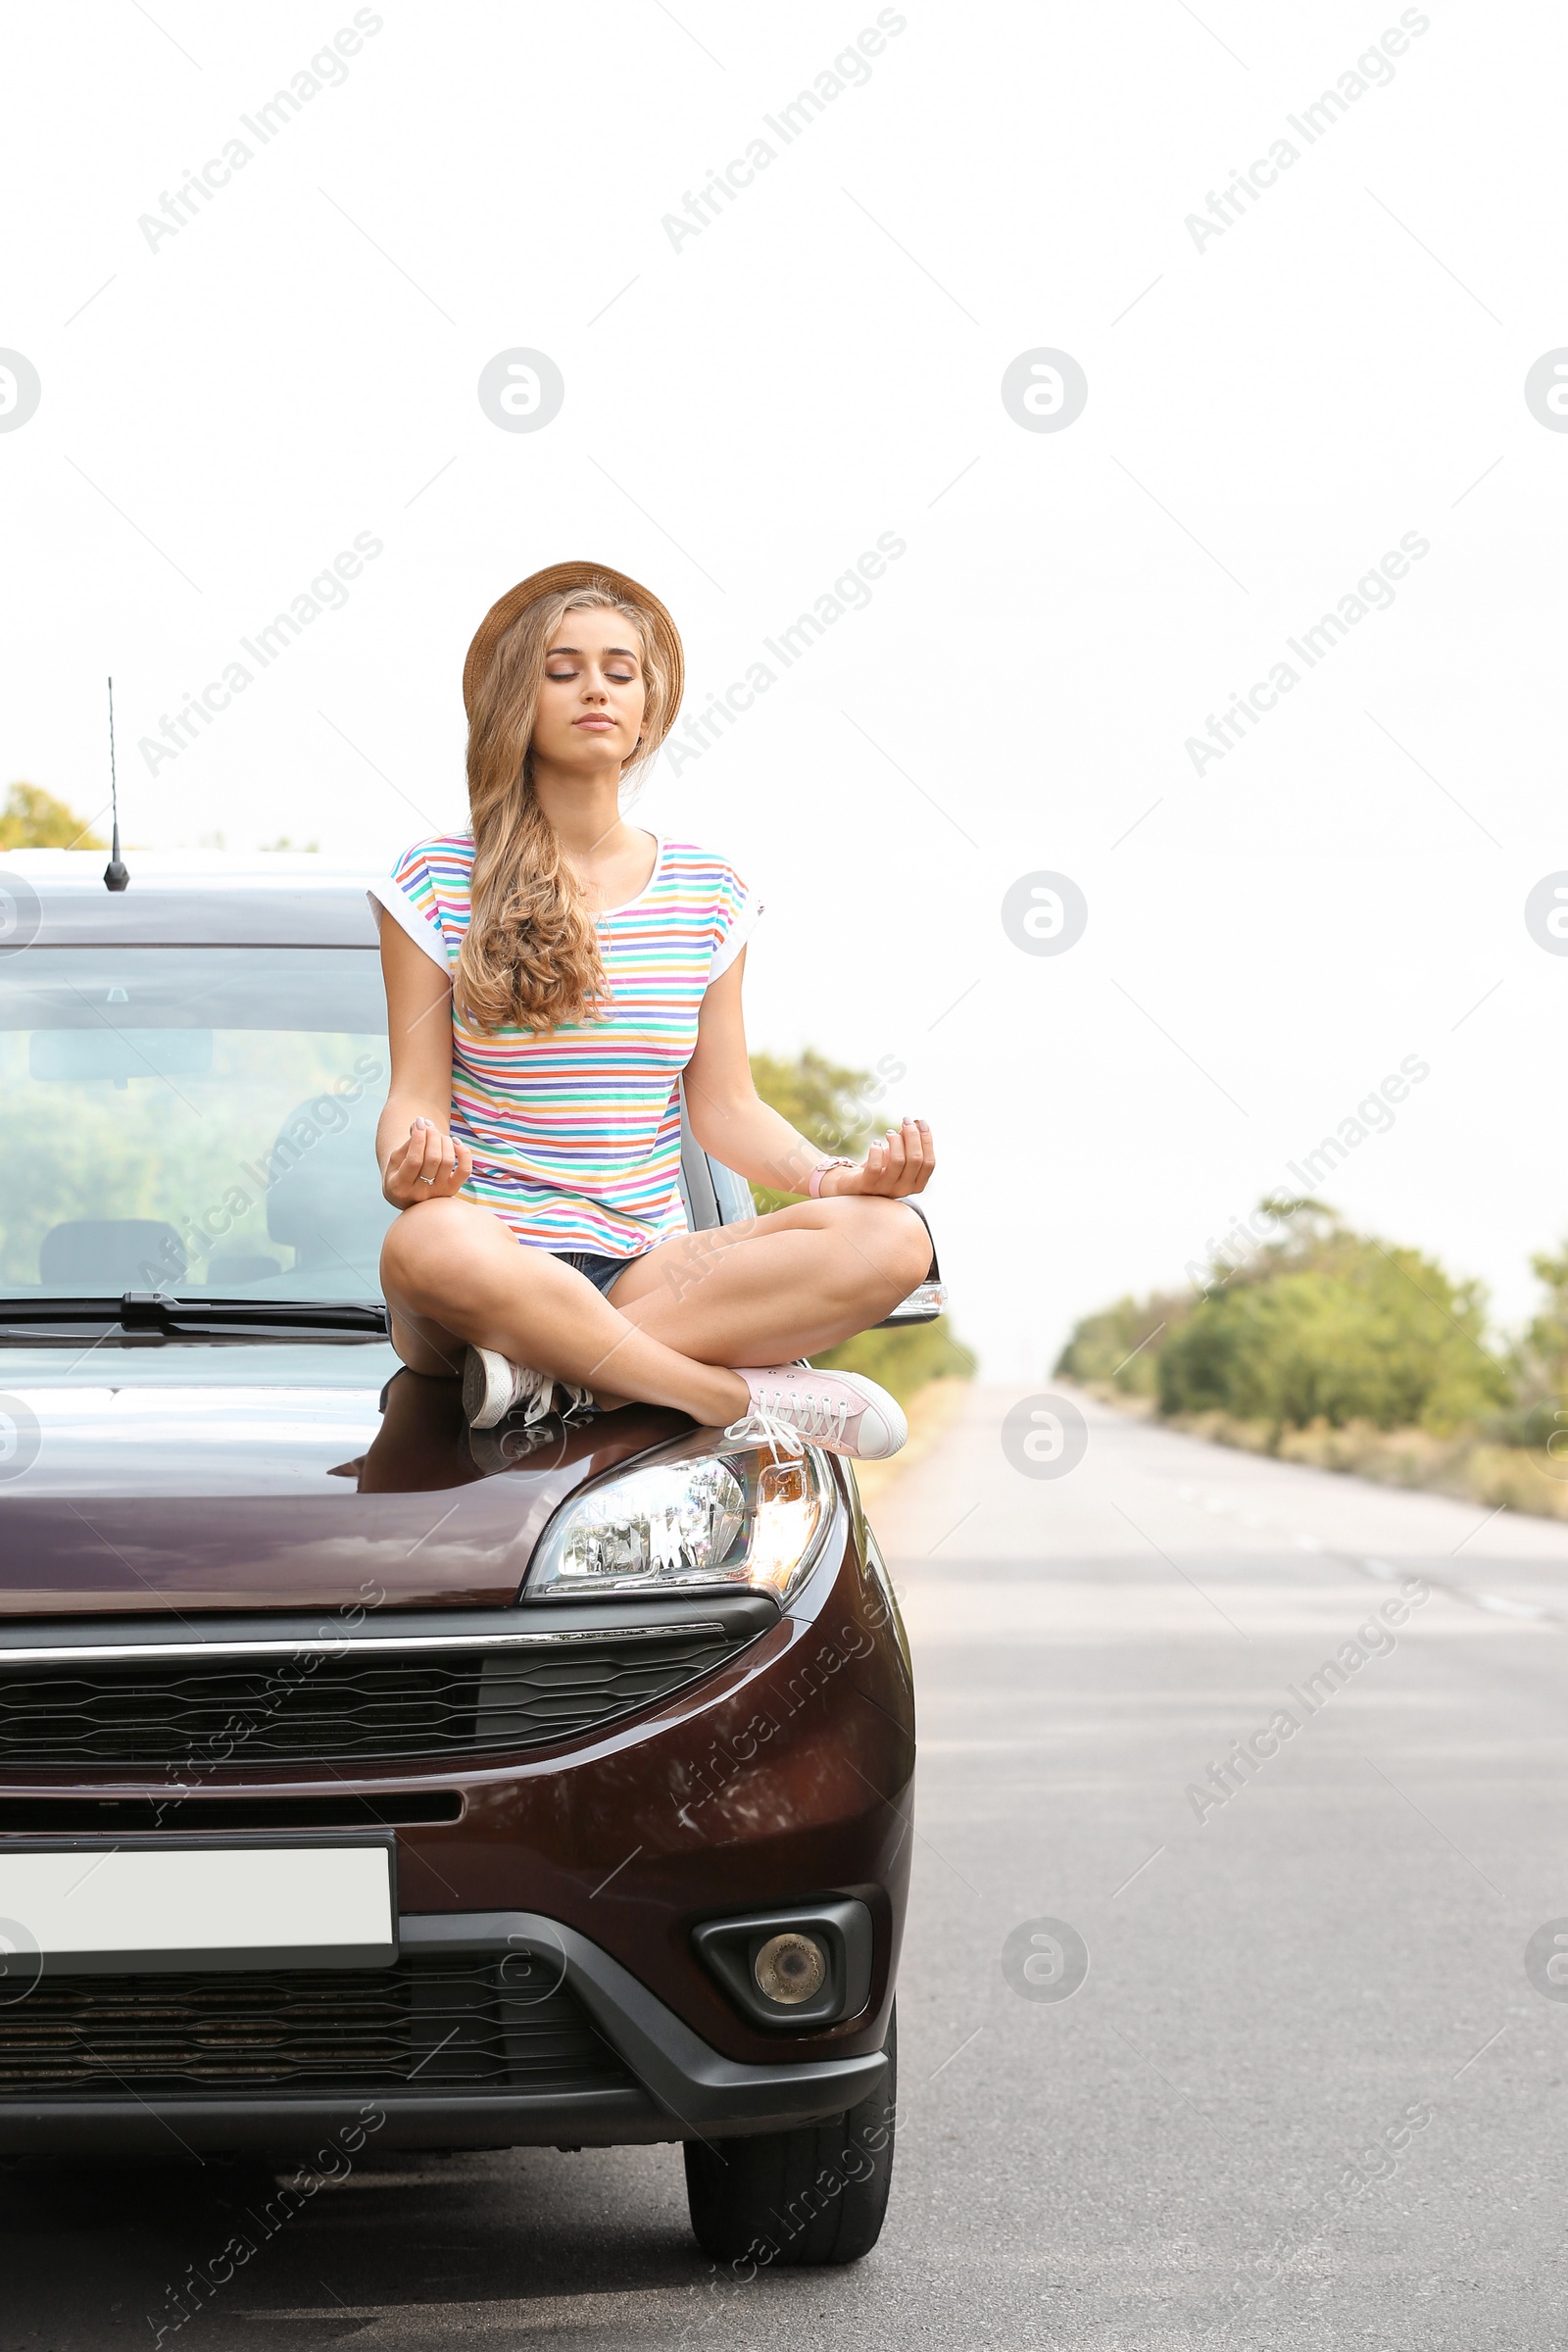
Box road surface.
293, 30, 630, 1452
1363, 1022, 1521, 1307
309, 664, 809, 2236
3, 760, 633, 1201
10, 1384, 1568, 2348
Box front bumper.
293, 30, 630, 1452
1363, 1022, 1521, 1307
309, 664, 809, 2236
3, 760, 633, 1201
0, 1910, 889, 2156
0, 1468, 915, 2154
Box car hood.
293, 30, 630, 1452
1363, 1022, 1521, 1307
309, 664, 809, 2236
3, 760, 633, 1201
0, 1353, 691, 1617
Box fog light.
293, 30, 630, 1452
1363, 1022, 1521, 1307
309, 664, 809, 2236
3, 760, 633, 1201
754, 1931, 827, 2005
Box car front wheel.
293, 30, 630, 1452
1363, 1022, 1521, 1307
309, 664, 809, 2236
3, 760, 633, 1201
683, 2006, 897, 2268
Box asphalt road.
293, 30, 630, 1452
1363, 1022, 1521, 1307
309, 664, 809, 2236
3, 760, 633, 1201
11, 1384, 1568, 2349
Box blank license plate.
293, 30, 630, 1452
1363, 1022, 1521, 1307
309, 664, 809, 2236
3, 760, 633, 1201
0, 1842, 396, 1970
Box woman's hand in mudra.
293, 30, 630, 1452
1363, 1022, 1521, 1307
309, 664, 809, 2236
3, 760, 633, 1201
821, 1117, 934, 1199
383, 1117, 473, 1208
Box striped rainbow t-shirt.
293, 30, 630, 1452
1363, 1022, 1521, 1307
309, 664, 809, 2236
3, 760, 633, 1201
370, 833, 759, 1256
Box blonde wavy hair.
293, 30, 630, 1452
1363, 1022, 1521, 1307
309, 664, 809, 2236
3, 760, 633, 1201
457, 583, 670, 1034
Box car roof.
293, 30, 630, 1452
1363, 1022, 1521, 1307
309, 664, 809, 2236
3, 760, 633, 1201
2, 850, 382, 948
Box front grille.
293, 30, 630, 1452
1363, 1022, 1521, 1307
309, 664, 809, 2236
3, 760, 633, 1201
0, 1956, 633, 2097
0, 1630, 740, 1768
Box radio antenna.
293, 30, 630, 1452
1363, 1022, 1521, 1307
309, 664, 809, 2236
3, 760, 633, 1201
103, 675, 128, 892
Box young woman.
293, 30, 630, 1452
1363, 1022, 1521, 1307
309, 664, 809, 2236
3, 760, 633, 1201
369, 562, 936, 1461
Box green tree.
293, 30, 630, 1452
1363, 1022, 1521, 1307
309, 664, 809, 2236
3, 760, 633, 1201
1155, 1207, 1508, 1434
1522, 1241, 1568, 1393
0, 782, 104, 850
1054, 1288, 1194, 1399
748, 1047, 969, 1400
1493, 1240, 1568, 1447
1057, 1200, 1512, 1437
747, 1048, 883, 1212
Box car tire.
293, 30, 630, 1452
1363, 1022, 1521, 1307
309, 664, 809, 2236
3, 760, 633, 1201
682, 2005, 897, 2267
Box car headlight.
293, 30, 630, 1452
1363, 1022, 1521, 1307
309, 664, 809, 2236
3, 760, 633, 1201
525, 1436, 834, 1603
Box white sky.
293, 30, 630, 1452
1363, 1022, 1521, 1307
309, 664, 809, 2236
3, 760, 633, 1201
2, 0, 1563, 1376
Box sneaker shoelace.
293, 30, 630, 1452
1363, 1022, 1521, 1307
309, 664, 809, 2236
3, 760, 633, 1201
724, 1384, 852, 1457
507, 1364, 553, 1426
507, 1363, 593, 1426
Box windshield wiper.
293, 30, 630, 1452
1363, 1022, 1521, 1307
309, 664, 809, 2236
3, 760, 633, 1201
0, 1294, 389, 1337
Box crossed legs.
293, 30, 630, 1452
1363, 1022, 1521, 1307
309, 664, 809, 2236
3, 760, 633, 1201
379, 1195, 934, 1426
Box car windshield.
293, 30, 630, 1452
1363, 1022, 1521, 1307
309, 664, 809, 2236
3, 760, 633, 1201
0, 946, 393, 1301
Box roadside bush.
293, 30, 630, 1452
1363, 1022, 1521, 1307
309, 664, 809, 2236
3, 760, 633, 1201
813, 1316, 976, 1405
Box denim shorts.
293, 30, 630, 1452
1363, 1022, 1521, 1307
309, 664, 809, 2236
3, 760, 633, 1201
554, 1249, 645, 1299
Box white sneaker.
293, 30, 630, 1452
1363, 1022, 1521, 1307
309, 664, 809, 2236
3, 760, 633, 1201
724, 1366, 907, 1462
462, 1348, 592, 1432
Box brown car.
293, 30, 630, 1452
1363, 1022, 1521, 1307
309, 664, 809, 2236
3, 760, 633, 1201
0, 854, 934, 2268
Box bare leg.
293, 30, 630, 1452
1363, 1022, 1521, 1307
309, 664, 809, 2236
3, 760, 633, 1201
380, 1198, 750, 1424
605, 1197, 933, 1363
379, 1195, 933, 1424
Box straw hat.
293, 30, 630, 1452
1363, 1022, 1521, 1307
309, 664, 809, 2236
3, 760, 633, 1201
462, 562, 685, 748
